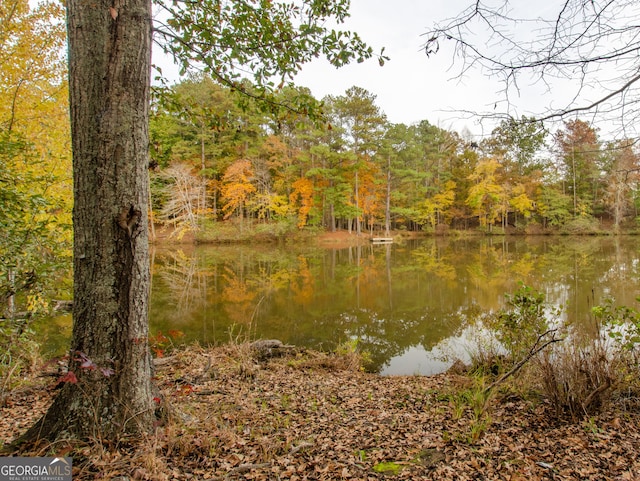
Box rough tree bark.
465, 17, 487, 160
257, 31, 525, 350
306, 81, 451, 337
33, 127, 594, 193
23, 0, 154, 441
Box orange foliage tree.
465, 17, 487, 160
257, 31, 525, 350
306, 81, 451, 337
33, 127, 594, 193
357, 160, 384, 233
220, 159, 257, 220
289, 177, 314, 228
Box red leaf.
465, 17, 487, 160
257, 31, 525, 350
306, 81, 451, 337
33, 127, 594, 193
167, 329, 184, 339
109, 7, 118, 20
58, 371, 78, 384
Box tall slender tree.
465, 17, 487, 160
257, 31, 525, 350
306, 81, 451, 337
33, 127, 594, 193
483, 117, 547, 177
329, 86, 386, 235
602, 140, 640, 229
554, 119, 602, 216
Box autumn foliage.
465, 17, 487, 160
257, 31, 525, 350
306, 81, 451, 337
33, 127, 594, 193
290, 177, 314, 228
0, 0, 71, 315
220, 159, 257, 220
150, 77, 640, 237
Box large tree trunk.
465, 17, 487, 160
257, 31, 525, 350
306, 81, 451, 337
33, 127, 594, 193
23, 0, 154, 441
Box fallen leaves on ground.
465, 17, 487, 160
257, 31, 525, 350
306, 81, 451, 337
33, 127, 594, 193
2, 343, 639, 480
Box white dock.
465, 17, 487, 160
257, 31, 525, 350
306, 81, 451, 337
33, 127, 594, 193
370, 237, 394, 244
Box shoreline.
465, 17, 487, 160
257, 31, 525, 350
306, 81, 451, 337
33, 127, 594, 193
149, 222, 639, 248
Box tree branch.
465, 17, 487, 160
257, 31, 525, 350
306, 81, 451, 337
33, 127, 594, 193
424, 0, 640, 134
535, 72, 640, 122
483, 329, 563, 395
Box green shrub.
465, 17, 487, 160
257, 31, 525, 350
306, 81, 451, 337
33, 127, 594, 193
559, 216, 603, 235
468, 285, 639, 419
593, 297, 640, 352
473, 284, 561, 375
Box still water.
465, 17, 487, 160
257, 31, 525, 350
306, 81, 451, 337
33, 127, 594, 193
40, 236, 640, 375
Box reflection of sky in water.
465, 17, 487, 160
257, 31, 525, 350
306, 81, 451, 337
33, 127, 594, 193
382, 306, 576, 376
381, 327, 480, 375
381, 323, 512, 376
381, 346, 451, 376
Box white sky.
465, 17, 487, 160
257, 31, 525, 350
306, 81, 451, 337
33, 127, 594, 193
293, 0, 503, 138
291, 0, 634, 141
153, 0, 627, 141
153, 0, 508, 139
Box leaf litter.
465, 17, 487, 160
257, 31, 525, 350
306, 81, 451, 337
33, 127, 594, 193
1, 343, 639, 480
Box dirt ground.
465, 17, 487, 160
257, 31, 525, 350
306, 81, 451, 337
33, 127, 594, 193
316, 230, 371, 248
2, 344, 639, 480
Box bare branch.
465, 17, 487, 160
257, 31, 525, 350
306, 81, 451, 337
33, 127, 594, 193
535, 71, 640, 122
425, 0, 640, 137
483, 329, 563, 395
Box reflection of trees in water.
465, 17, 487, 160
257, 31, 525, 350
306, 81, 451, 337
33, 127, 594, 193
290, 256, 315, 307
221, 266, 257, 325
411, 244, 457, 283
589, 237, 640, 305
154, 249, 208, 319
149, 237, 640, 373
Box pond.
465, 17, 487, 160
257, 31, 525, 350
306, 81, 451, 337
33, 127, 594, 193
39, 235, 640, 375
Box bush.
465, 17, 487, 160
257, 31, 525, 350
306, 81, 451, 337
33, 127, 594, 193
558, 216, 603, 235
467, 285, 638, 420
470, 284, 561, 375
593, 298, 640, 353
493, 285, 553, 358
254, 218, 298, 237
536, 331, 619, 419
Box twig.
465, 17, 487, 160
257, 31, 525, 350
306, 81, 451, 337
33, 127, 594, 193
0, 363, 19, 407
483, 329, 563, 395
582, 379, 612, 413
195, 389, 227, 396
153, 356, 177, 367
192, 356, 213, 383
289, 441, 314, 455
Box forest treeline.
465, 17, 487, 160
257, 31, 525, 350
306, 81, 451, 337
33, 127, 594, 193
150, 75, 640, 238
3, 0, 640, 318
